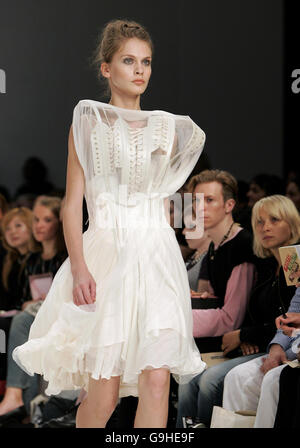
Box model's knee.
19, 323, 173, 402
143, 369, 170, 400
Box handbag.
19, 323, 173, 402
210, 406, 256, 428
191, 297, 221, 309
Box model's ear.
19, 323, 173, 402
100, 62, 110, 79
225, 198, 235, 214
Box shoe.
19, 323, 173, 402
0, 405, 28, 426
191, 422, 206, 428
40, 405, 78, 428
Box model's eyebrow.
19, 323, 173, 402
121, 54, 152, 59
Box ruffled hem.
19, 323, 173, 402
13, 327, 206, 397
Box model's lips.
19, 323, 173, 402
132, 79, 145, 85
263, 235, 273, 240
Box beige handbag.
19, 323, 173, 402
210, 406, 256, 428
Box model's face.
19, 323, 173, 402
32, 205, 59, 243
101, 38, 152, 98
192, 182, 234, 231
255, 207, 291, 251
286, 182, 300, 210
247, 182, 265, 208
4, 216, 31, 253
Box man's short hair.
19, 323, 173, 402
187, 169, 238, 203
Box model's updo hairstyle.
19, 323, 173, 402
92, 19, 154, 94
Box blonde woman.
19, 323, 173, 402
222, 195, 300, 428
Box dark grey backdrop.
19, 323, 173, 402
0, 0, 284, 197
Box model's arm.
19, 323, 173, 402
63, 125, 96, 306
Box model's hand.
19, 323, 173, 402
240, 342, 260, 356
260, 344, 287, 375
275, 312, 300, 336
222, 330, 241, 355
72, 265, 97, 306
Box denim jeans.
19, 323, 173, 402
7, 310, 40, 412
176, 352, 262, 427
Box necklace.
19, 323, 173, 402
209, 221, 235, 260
186, 250, 204, 270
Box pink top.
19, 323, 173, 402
192, 227, 256, 338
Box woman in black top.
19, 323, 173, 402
0, 196, 67, 422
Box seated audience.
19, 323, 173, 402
222, 197, 300, 427
176, 169, 256, 427
273, 310, 300, 428
0, 208, 40, 379
0, 196, 67, 425
188, 169, 256, 351
176, 194, 300, 427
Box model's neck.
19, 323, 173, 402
109, 93, 141, 110
207, 215, 235, 247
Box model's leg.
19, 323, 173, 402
76, 375, 120, 428
254, 364, 286, 428
222, 355, 265, 412
176, 374, 201, 428
134, 368, 170, 428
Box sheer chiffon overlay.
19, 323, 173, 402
13, 100, 207, 397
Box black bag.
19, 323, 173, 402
191, 297, 221, 310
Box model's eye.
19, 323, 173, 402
143, 59, 151, 66
123, 57, 134, 64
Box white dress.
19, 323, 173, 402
13, 100, 207, 397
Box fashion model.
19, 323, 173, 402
13, 19, 206, 428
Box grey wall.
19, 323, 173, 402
0, 0, 283, 198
